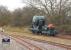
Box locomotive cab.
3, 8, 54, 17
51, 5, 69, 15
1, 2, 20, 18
31, 16, 58, 36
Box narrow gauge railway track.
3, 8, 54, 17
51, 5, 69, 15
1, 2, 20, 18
0, 32, 71, 50
0, 32, 42, 50
10, 33, 52, 50
12, 36, 42, 50
10, 34, 71, 50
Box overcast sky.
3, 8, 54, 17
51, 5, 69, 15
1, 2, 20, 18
0, 0, 25, 11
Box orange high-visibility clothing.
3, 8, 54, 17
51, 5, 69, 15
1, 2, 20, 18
48, 24, 55, 29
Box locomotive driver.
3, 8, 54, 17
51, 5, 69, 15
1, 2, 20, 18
48, 24, 55, 29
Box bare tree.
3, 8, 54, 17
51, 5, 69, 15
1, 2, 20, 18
22, 0, 71, 17
0, 6, 11, 26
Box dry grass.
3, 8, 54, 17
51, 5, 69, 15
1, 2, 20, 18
4, 26, 71, 46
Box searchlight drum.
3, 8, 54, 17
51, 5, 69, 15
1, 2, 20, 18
2, 33, 10, 44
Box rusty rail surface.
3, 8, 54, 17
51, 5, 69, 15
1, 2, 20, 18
12, 35, 42, 50
11, 34, 71, 50
0, 32, 71, 50
0, 32, 42, 50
